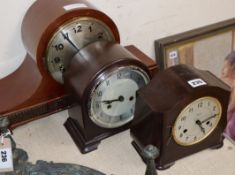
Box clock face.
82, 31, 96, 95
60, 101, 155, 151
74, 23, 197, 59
172, 96, 222, 146
88, 66, 150, 128
45, 17, 115, 83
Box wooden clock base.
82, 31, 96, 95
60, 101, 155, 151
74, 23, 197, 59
0, 45, 158, 129
210, 136, 225, 149
64, 118, 101, 153
131, 137, 225, 170
64, 117, 130, 153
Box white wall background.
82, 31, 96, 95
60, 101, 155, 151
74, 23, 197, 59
0, 0, 235, 79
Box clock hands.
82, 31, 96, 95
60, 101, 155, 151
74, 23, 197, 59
195, 114, 218, 134
60, 31, 80, 52
101, 96, 124, 105
201, 114, 218, 124
195, 120, 206, 134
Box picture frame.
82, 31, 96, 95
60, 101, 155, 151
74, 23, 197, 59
155, 18, 235, 78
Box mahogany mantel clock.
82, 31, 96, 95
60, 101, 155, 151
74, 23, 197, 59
0, 0, 157, 128
131, 65, 230, 169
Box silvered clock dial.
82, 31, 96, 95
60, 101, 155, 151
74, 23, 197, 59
89, 66, 149, 128
46, 17, 115, 83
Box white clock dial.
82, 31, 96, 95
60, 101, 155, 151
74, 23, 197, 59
172, 96, 222, 146
45, 17, 115, 83
88, 66, 150, 128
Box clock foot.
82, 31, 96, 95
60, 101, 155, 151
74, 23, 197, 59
64, 117, 101, 154
210, 141, 224, 149
211, 135, 225, 150
156, 162, 175, 170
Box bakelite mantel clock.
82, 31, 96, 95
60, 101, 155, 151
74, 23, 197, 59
131, 64, 230, 169
64, 41, 151, 153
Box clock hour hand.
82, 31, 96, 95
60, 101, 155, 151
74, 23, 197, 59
101, 96, 124, 104
196, 120, 206, 134
201, 114, 218, 124
60, 31, 80, 52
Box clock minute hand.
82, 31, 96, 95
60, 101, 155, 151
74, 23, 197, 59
101, 96, 124, 104
201, 114, 218, 124
60, 31, 80, 52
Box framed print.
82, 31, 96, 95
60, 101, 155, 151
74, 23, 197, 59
155, 18, 235, 78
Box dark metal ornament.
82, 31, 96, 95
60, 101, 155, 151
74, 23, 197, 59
22, 161, 106, 175
0, 117, 105, 175
142, 145, 159, 175
3, 160, 106, 175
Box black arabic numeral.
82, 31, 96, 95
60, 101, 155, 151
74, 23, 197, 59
181, 116, 186, 121
106, 80, 110, 86
97, 91, 103, 97
189, 108, 193, 113
198, 102, 203, 108
213, 106, 216, 111
117, 73, 122, 79
89, 26, 93, 32
130, 108, 134, 114
96, 102, 100, 109
54, 44, 64, 51
98, 32, 104, 39
54, 57, 61, 64
73, 25, 82, 34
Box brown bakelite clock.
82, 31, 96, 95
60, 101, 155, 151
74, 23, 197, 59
131, 64, 230, 170
64, 41, 151, 153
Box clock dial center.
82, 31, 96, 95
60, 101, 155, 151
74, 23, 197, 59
101, 95, 125, 105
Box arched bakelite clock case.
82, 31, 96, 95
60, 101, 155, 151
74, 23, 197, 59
64, 41, 151, 153
130, 64, 230, 170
